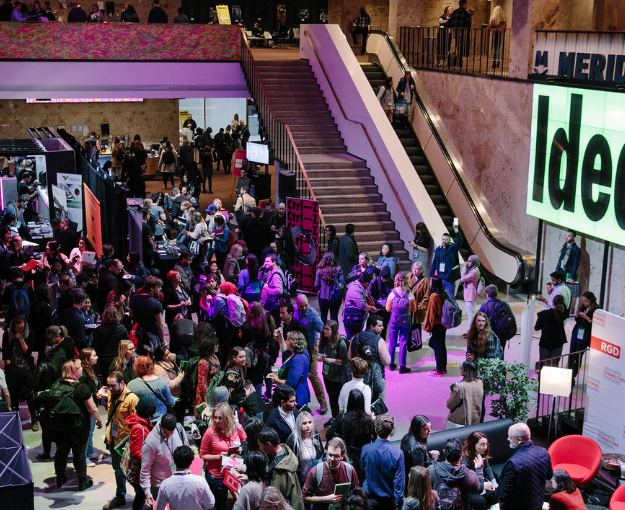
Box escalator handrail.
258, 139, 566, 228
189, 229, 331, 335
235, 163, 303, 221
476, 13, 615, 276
370, 30, 526, 286
303, 30, 416, 239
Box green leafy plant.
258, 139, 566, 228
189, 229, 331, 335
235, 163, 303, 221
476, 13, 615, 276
477, 358, 538, 423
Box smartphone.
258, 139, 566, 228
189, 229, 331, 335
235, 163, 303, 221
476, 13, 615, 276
453, 217, 459, 227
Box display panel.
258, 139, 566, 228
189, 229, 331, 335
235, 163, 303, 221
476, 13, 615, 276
527, 84, 625, 247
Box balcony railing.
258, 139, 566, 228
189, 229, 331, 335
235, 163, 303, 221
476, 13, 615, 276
399, 26, 511, 77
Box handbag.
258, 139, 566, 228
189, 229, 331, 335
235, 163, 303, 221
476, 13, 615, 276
119, 427, 145, 480
408, 323, 422, 352
444, 383, 468, 430
371, 398, 388, 416
342, 307, 364, 327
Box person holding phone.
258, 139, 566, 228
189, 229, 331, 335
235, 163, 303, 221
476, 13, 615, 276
429, 221, 462, 299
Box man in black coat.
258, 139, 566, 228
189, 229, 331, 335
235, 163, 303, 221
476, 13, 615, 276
147, 0, 167, 23
58, 218, 78, 257
98, 259, 122, 313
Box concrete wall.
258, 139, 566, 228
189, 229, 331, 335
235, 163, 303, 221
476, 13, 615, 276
0, 98, 179, 149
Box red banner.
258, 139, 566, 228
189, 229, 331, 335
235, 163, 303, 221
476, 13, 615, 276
233, 149, 246, 177
286, 197, 320, 293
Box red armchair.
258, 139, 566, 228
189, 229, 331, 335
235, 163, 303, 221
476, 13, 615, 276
610, 483, 625, 510
548, 435, 602, 485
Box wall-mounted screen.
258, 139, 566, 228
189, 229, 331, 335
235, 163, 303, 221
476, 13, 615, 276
246, 142, 269, 165
527, 84, 625, 247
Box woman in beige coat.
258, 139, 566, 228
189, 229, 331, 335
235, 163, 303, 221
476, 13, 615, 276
445, 360, 483, 429
406, 261, 430, 349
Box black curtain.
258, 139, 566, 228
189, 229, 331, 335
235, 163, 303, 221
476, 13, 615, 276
59, 131, 129, 261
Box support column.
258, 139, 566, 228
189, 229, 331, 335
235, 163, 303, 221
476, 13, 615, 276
389, 0, 423, 40
508, 0, 533, 79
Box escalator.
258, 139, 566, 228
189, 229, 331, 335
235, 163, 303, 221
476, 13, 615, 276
361, 32, 530, 289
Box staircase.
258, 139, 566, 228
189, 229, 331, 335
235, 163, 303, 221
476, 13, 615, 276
254, 59, 411, 268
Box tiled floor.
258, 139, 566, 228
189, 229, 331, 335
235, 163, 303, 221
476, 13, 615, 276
9, 291, 577, 509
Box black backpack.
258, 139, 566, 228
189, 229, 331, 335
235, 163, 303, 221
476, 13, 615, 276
114, 145, 125, 162
46, 380, 84, 432
492, 301, 517, 342
179, 356, 202, 408
162, 150, 175, 165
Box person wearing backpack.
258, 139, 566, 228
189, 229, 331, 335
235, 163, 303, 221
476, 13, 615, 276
460, 255, 481, 332
158, 141, 177, 189
318, 320, 349, 422
428, 438, 481, 510
111, 137, 124, 181
478, 285, 516, 358
424, 277, 449, 377
386, 272, 417, 375
302, 437, 360, 510
4, 267, 34, 324
51, 359, 103, 491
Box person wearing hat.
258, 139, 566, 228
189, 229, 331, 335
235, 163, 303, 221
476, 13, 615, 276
67, 0, 87, 21
342, 269, 379, 340
103, 371, 140, 510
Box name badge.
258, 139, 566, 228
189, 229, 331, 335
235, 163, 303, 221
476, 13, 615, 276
577, 328, 585, 340
439, 263, 445, 273
111, 423, 119, 438
323, 363, 329, 375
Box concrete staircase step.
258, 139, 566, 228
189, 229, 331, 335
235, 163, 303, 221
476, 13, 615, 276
306, 168, 371, 178
298, 147, 347, 155
316, 193, 381, 205
314, 185, 378, 196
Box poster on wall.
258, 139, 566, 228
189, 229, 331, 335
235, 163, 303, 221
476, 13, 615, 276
286, 197, 320, 293
319, 9, 328, 23
84, 184, 102, 256
216, 5, 231, 24
233, 149, 246, 177
51, 184, 68, 220
298, 8, 310, 22
276, 4, 286, 23
57, 173, 83, 232
231, 5, 242, 23
583, 309, 625, 455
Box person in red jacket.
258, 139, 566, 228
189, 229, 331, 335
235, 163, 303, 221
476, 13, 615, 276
126, 397, 155, 510
548, 469, 586, 510
424, 277, 448, 376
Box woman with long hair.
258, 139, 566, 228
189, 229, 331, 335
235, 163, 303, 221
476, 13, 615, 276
386, 272, 417, 374
259, 486, 294, 510
487, 5, 507, 68
568, 291, 599, 377
30, 283, 52, 361
326, 388, 375, 482
466, 312, 502, 361
315, 251, 345, 323
105, 279, 132, 318
406, 261, 430, 355
324, 225, 339, 256
278, 225, 296, 263
127, 356, 175, 423
200, 401, 247, 510
347, 252, 371, 283
223, 243, 244, 285
319, 320, 349, 420
233, 450, 270, 510
535, 294, 568, 364
268, 331, 311, 406
109, 339, 137, 383
238, 254, 262, 303
153, 345, 184, 398
163, 270, 191, 332
286, 411, 324, 485
424, 277, 448, 376
461, 254, 481, 329
195, 336, 221, 418
445, 360, 483, 428
93, 307, 129, 379
68, 236, 95, 275
223, 346, 265, 418
52, 359, 103, 491
240, 324, 269, 395
401, 415, 437, 482
462, 431, 497, 509
248, 301, 276, 397
548, 469, 586, 510
402, 466, 440, 510
409, 222, 433, 274
376, 242, 398, 276
79, 348, 101, 466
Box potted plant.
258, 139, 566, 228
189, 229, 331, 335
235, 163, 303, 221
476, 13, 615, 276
477, 358, 538, 423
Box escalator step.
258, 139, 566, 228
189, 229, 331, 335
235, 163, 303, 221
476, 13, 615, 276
414, 165, 431, 175
400, 138, 417, 147
419, 175, 436, 185
436, 205, 450, 215
404, 147, 420, 156
395, 129, 412, 138
430, 194, 446, 205
410, 156, 427, 165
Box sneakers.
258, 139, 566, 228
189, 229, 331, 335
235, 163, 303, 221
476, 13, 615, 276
78, 478, 94, 491
399, 366, 411, 374
389, 364, 398, 371
89, 453, 100, 461
319, 402, 328, 415
103, 497, 126, 510
428, 370, 445, 377
86, 459, 96, 467
37, 453, 53, 462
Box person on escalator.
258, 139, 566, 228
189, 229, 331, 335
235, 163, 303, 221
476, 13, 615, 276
376, 77, 394, 123
397, 71, 416, 105
429, 223, 462, 299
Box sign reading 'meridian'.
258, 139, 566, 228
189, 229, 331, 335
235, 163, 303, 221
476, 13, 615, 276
527, 84, 625, 247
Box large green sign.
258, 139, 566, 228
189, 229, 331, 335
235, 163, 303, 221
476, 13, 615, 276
528, 84, 625, 247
